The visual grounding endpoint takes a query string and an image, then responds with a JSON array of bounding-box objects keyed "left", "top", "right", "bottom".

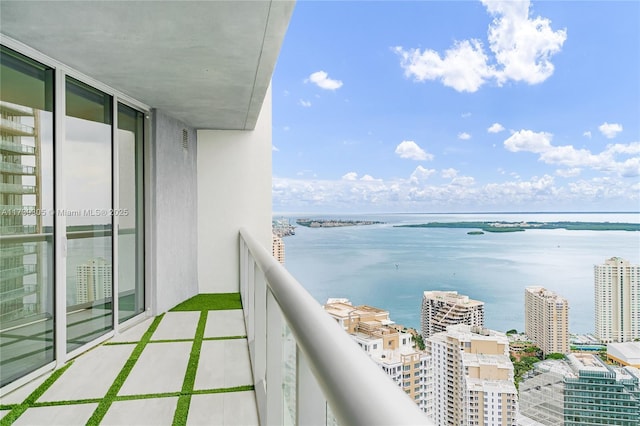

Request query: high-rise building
[
  {"left": 520, "top": 353, "right": 640, "bottom": 426},
  {"left": 427, "top": 324, "right": 518, "bottom": 426},
  {"left": 323, "top": 298, "right": 434, "bottom": 417},
  {"left": 519, "top": 358, "right": 573, "bottom": 425},
  {"left": 524, "top": 286, "right": 570, "bottom": 356},
  {"left": 76, "top": 257, "right": 113, "bottom": 304},
  {"left": 272, "top": 234, "right": 285, "bottom": 265},
  {"left": 564, "top": 353, "right": 640, "bottom": 425},
  {"left": 594, "top": 257, "right": 639, "bottom": 343},
  {"left": 0, "top": 101, "right": 44, "bottom": 323},
  {"left": 421, "top": 290, "right": 484, "bottom": 341}
]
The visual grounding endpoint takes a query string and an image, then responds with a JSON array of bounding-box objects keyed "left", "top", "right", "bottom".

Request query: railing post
[
  {"left": 297, "top": 346, "right": 327, "bottom": 425},
  {"left": 239, "top": 238, "right": 247, "bottom": 308},
  {"left": 253, "top": 262, "right": 267, "bottom": 418},
  {"left": 266, "top": 289, "right": 284, "bottom": 425},
  {"left": 246, "top": 256, "right": 256, "bottom": 357}
]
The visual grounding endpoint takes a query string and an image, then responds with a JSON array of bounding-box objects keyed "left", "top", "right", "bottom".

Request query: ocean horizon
[{"left": 278, "top": 211, "right": 640, "bottom": 335}]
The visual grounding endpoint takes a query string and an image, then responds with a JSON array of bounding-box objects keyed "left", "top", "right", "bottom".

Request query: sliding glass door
[
  {"left": 0, "top": 44, "right": 147, "bottom": 387},
  {"left": 65, "top": 77, "right": 114, "bottom": 352},
  {"left": 0, "top": 46, "right": 55, "bottom": 387},
  {"left": 117, "top": 104, "right": 144, "bottom": 323}
]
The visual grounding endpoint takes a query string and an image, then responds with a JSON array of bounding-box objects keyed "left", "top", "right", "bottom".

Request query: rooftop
[
  {"left": 323, "top": 299, "right": 391, "bottom": 322},
  {"left": 608, "top": 342, "right": 640, "bottom": 365},
  {"left": 430, "top": 324, "right": 508, "bottom": 345},
  {"left": 423, "top": 290, "right": 484, "bottom": 307}
]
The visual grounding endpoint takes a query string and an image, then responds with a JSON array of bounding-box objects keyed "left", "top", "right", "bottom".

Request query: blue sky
[{"left": 272, "top": 1, "right": 640, "bottom": 213}]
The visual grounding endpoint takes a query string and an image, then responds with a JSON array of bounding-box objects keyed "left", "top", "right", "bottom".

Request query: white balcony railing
[{"left": 240, "top": 228, "right": 432, "bottom": 425}]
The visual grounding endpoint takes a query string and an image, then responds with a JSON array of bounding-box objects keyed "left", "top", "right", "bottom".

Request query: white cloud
[
  {"left": 458, "top": 132, "right": 472, "bottom": 140},
  {"left": 598, "top": 122, "right": 623, "bottom": 139},
  {"left": 272, "top": 145, "right": 279, "bottom": 152},
  {"left": 395, "top": 0, "right": 566, "bottom": 92},
  {"left": 360, "top": 174, "right": 381, "bottom": 182},
  {"left": 272, "top": 169, "right": 637, "bottom": 211},
  {"left": 556, "top": 168, "right": 581, "bottom": 178},
  {"left": 483, "top": 0, "right": 567, "bottom": 86},
  {"left": 488, "top": 123, "right": 505, "bottom": 133},
  {"left": 462, "top": 112, "right": 472, "bottom": 118},
  {"left": 395, "top": 140, "right": 433, "bottom": 161},
  {"left": 410, "top": 165, "right": 437, "bottom": 183},
  {"left": 583, "top": 131, "right": 591, "bottom": 138},
  {"left": 283, "top": 126, "right": 290, "bottom": 131},
  {"left": 306, "top": 71, "right": 343, "bottom": 90},
  {"left": 539, "top": 146, "right": 600, "bottom": 168},
  {"left": 504, "top": 130, "right": 640, "bottom": 177},
  {"left": 441, "top": 168, "right": 458, "bottom": 179},
  {"left": 342, "top": 172, "right": 358, "bottom": 181},
  {"left": 299, "top": 99, "right": 312, "bottom": 107},
  {"left": 504, "top": 130, "right": 553, "bottom": 153},
  {"left": 451, "top": 176, "right": 476, "bottom": 186},
  {"left": 605, "top": 142, "right": 640, "bottom": 155},
  {"left": 394, "top": 40, "right": 490, "bottom": 93}
]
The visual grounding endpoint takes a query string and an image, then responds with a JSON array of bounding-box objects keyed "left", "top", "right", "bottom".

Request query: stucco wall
[
  {"left": 150, "top": 109, "right": 199, "bottom": 313},
  {"left": 197, "top": 86, "right": 273, "bottom": 293}
]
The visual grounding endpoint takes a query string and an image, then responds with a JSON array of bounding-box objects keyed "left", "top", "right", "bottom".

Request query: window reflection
[
  {"left": 65, "top": 77, "right": 113, "bottom": 352},
  {"left": 117, "top": 103, "right": 144, "bottom": 322},
  {"left": 0, "top": 46, "right": 55, "bottom": 387}
]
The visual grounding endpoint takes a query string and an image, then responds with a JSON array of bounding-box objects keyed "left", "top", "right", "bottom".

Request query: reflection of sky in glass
[
  {"left": 65, "top": 116, "right": 111, "bottom": 226},
  {"left": 284, "top": 213, "right": 640, "bottom": 334}
]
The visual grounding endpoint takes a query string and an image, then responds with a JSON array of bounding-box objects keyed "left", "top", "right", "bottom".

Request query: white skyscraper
[
  {"left": 525, "top": 286, "right": 570, "bottom": 356},
  {"left": 76, "top": 257, "right": 112, "bottom": 304},
  {"left": 594, "top": 257, "right": 639, "bottom": 343},
  {"left": 428, "top": 324, "right": 518, "bottom": 426},
  {"left": 421, "top": 290, "right": 485, "bottom": 341}
]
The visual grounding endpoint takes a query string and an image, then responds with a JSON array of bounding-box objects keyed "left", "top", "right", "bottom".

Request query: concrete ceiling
[{"left": 0, "top": 1, "right": 294, "bottom": 130}]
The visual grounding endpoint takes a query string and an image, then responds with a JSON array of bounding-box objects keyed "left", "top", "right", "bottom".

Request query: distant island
[
  {"left": 296, "top": 218, "right": 384, "bottom": 228},
  {"left": 395, "top": 221, "right": 640, "bottom": 232}
]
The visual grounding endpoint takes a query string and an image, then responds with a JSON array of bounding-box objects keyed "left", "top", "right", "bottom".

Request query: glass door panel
[
  {"left": 117, "top": 104, "right": 144, "bottom": 323},
  {"left": 65, "top": 77, "right": 113, "bottom": 352},
  {"left": 0, "top": 46, "right": 55, "bottom": 387}
]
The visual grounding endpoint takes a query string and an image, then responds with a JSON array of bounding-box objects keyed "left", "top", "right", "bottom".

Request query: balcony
[{"left": 0, "top": 230, "right": 432, "bottom": 425}]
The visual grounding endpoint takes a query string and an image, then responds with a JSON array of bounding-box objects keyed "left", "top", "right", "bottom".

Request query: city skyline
[{"left": 272, "top": 1, "right": 640, "bottom": 213}]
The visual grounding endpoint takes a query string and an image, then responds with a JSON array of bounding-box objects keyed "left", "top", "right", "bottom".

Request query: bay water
[{"left": 281, "top": 212, "right": 640, "bottom": 335}]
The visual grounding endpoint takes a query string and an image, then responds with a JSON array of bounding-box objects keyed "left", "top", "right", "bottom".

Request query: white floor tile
[
  {"left": 204, "top": 310, "right": 246, "bottom": 338},
  {"left": 101, "top": 397, "right": 178, "bottom": 425},
  {"left": 118, "top": 342, "right": 191, "bottom": 395},
  {"left": 110, "top": 317, "right": 154, "bottom": 343},
  {"left": 194, "top": 339, "right": 253, "bottom": 390},
  {"left": 12, "top": 403, "right": 98, "bottom": 426},
  {"left": 187, "top": 391, "right": 258, "bottom": 426},
  {"left": 151, "top": 312, "right": 200, "bottom": 341},
  {"left": 0, "top": 372, "right": 51, "bottom": 405},
  {"left": 38, "top": 344, "right": 134, "bottom": 402}
]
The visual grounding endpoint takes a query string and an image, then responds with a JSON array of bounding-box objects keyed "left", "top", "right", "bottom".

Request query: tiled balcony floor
[{"left": 0, "top": 294, "right": 258, "bottom": 426}]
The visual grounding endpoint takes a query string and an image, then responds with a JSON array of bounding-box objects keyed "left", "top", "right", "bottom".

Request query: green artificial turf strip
[
  {"left": 172, "top": 311, "right": 208, "bottom": 426},
  {"left": 85, "top": 313, "right": 164, "bottom": 426},
  {"left": 30, "top": 398, "right": 102, "bottom": 407},
  {"left": 170, "top": 293, "right": 242, "bottom": 312},
  {"left": 202, "top": 335, "right": 246, "bottom": 341},
  {"left": 103, "top": 341, "right": 138, "bottom": 346},
  {"left": 148, "top": 338, "right": 194, "bottom": 344},
  {"left": 0, "top": 361, "right": 73, "bottom": 426},
  {"left": 191, "top": 385, "right": 254, "bottom": 395}
]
